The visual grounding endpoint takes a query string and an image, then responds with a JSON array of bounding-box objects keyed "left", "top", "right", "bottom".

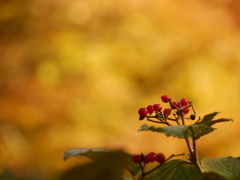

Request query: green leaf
[
  {"left": 139, "top": 159, "right": 203, "bottom": 180},
  {"left": 201, "top": 112, "right": 219, "bottom": 122},
  {"left": 138, "top": 123, "right": 215, "bottom": 140},
  {"left": 186, "top": 124, "right": 215, "bottom": 140},
  {"left": 208, "top": 118, "right": 233, "bottom": 126},
  {"left": 139, "top": 112, "right": 232, "bottom": 140},
  {"left": 201, "top": 156, "right": 240, "bottom": 180},
  {"left": 201, "top": 172, "right": 226, "bottom": 180},
  {"left": 200, "top": 112, "right": 233, "bottom": 126},
  {"left": 126, "top": 161, "right": 141, "bottom": 177},
  {"left": 188, "top": 112, "right": 233, "bottom": 140},
  {"left": 138, "top": 124, "right": 189, "bottom": 138}
]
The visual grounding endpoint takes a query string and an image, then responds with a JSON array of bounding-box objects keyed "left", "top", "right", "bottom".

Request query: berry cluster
[
  {"left": 132, "top": 152, "right": 165, "bottom": 164},
  {"left": 138, "top": 95, "right": 195, "bottom": 125}
]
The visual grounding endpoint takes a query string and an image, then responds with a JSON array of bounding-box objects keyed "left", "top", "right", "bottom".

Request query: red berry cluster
[
  {"left": 162, "top": 95, "right": 190, "bottom": 113},
  {"left": 138, "top": 95, "right": 193, "bottom": 123},
  {"left": 132, "top": 152, "right": 165, "bottom": 164}
]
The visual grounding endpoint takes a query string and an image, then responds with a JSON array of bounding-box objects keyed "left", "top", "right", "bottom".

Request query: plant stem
[
  {"left": 185, "top": 137, "right": 203, "bottom": 173},
  {"left": 191, "top": 129, "right": 203, "bottom": 173},
  {"left": 179, "top": 113, "right": 194, "bottom": 156},
  {"left": 180, "top": 112, "right": 203, "bottom": 173}
]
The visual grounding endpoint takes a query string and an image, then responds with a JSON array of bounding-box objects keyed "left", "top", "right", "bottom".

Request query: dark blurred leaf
[
  {"left": 64, "top": 148, "right": 112, "bottom": 161},
  {"left": 63, "top": 148, "right": 141, "bottom": 179},
  {"left": 201, "top": 172, "right": 226, "bottom": 180},
  {"left": 61, "top": 150, "right": 130, "bottom": 180},
  {"left": 201, "top": 156, "right": 240, "bottom": 180}
]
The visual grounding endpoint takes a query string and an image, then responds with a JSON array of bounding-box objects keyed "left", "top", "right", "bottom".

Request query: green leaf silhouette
[{"left": 201, "top": 156, "right": 240, "bottom": 180}]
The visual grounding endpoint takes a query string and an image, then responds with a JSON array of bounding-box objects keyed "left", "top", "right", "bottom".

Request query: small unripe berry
[
  {"left": 132, "top": 154, "right": 142, "bottom": 163},
  {"left": 180, "top": 98, "right": 188, "bottom": 106},
  {"left": 147, "top": 105, "right": 155, "bottom": 114},
  {"left": 190, "top": 114, "right": 196, "bottom": 120},
  {"left": 161, "top": 95, "right": 170, "bottom": 103},
  {"left": 138, "top": 107, "right": 148, "bottom": 117},
  {"left": 170, "top": 101, "right": 180, "bottom": 109},
  {"left": 155, "top": 153, "right": 165, "bottom": 163},
  {"left": 163, "top": 108, "right": 171, "bottom": 116},
  {"left": 153, "top": 103, "right": 162, "bottom": 111}
]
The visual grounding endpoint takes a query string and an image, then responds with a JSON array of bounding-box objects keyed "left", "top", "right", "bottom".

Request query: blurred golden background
[{"left": 0, "top": 0, "right": 240, "bottom": 179}]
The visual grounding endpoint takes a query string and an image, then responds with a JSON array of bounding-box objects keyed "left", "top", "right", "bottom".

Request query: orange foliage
[{"left": 0, "top": 0, "right": 240, "bottom": 179}]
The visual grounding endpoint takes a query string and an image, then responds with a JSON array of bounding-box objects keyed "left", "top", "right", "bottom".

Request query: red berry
[
  {"left": 183, "top": 108, "right": 190, "bottom": 114},
  {"left": 163, "top": 108, "right": 171, "bottom": 115},
  {"left": 170, "top": 101, "right": 180, "bottom": 109},
  {"left": 155, "top": 153, "right": 165, "bottom": 163},
  {"left": 132, "top": 154, "right": 142, "bottom": 163},
  {"left": 180, "top": 98, "right": 188, "bottom": 106},
  {"left": 138, "top": 107, "right": 148, "bottom": 117},
  {"left": 153, "top": 103, "right": 162, "bottom": 111},
  {"left": 147, "top": 105, "right": 154, "bottom": 114},
  {"left": 147, "top": 152, "right": 156, "bottom": 162},
  {"left": 143, "top": 154, "right": 151, "bottom": 164},
  {"left": 161, "top": 95, "right": 170, "bottom": 103}
]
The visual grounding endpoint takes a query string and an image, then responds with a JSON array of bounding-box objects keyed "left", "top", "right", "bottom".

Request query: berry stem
[
  {"left": 179, "top": 111, "right": 203, "bottom": 173},
  {"left": 189, "top": 102, "right": 196, "bottom": 116},
  {"left": 147, "top": 117, "right": 172, "bottom": 126},
  {"left": 179, "top": 111, "right": 199, "bottom": 172}
]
